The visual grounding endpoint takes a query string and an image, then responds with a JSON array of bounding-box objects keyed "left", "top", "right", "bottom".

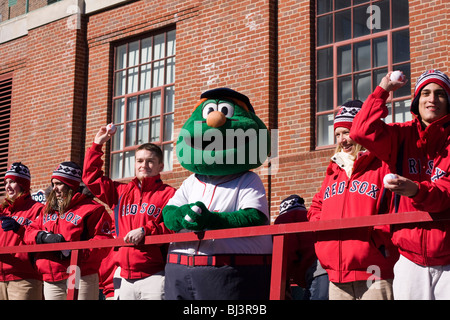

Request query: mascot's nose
[{"left": 206, "top": 111, "right": 227, "bottom": 128}]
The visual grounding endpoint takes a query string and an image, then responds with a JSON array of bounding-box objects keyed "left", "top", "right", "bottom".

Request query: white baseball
[
  {"left": 184, "top": 205, "right": 202, "bottom": 222},
  {"left": 106, "top": 123, "right": 117, "bottom": 134},
  {"left": 390, "top": 71, "right": 405, "bottom": 82},
  {"left": 383, "top": 173, "right": 397, "bottom": 185}
]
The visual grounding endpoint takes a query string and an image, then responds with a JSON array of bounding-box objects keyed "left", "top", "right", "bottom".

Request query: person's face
[
  {"left": 52, "top": 179, "right": 70, "bottom": 200},
  {"left": 335, "top": 127, "right": 355, "bottom": 154},
  {"left": 418, "top": 83, "right": 449, "bottom": 127},
  {"left": 135, "top": 149, "right": 164, "bottom": 181},
  {"left": 5, "top": 178, "right": 23, "bottom": 201}
]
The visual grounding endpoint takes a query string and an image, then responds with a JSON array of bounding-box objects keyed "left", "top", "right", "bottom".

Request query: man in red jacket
[
  {"left": 83, "top": 126, "right": 175, "bottom": 300},
  {"left": 351, "top": 69, "right": 450, "bottom": 299}
]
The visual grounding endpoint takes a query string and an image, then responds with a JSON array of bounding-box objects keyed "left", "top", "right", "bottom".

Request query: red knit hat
[
  {"left": 334, "top": 100, "right": 363, "bottom": 131},
  {"left": 5, "top": 162, "right": 31, "bottom": 192},
  {"left": 51, "top": 161, "right": 82, "bottom": 192}
]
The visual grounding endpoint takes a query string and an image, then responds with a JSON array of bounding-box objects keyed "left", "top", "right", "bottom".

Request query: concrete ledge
[{"left": 85, "top": 0, "right": 133, "bottom": 14}]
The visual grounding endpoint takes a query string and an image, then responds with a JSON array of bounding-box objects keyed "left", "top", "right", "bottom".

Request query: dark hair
[{"left": 136, "top": 143, "right": 164, "bottom": 163}]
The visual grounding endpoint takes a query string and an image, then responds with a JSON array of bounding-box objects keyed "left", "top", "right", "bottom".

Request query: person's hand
[
  {"left": 124, "top": 227, "right": 145, "bottom": 245},
  {"left": 94, "top": 125, "right": 115, "bottom": 145},
  {"left": 0, "top": 216, "right": 20, "bottom": 232},
  {"left": 36, "top": 231, "right": 65, "bottom": 244},
  {"left": 378, "top": 71, "right": 408, "bottom": 92},
  {"left": 384, "top": 174, "right": 419, "bottom": 198}
]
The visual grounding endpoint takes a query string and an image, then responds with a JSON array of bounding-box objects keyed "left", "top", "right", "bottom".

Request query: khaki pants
[
  {"left": 44, "top": 273, "right": 99, "bottom": 300},
  {"left": 329, "top": 279, "right": 394, "bottom": 300},
  {"left": 0, "top": 279, "right": 43, "bottom": 300},
  {"left": 119, "top": 271, "right": 165, "bottom": 300}
]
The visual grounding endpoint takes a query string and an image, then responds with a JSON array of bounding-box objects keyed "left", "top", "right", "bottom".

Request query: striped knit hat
[
  {"left": 334, "top": 100, "right": 363, "bottom": 130},
  {"left": 411, "top": 69, "right": 450, "bottom": 116},
  {"left": 51, "top": 161, "right": 82, "bottom": 192},
  {"left": 5, "top": 162, "right": 31, "bottom": 192},
  {"left": 279, "top": 195, "right": 306, "bottom": 215}
]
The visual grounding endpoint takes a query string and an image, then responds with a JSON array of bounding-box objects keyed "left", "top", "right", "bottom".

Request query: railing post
[
  {"left": 66, "top": 249, "right": 81, "bottom": 300},
  {"left": 270, "top": 234, "right": 288, "bottom": 300}
]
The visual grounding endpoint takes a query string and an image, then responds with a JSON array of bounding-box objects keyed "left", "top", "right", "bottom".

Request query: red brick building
[{"left": 0, "top": 0, "right": 448, "bottom": 220}]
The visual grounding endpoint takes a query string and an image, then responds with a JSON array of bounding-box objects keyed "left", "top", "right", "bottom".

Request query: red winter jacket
[
  {"left": 351, "top": 86, "right": 450, "bottom": 267},
  {"left": 308, "top": 150, "right": 398, "bottom": 283},
  {"left": 83, "top": 143, "right": 176, "bottom": 280},
  {"left": 24, "top": 193, "right": 113, "bottom": 282},
  {"left": 0, "top": 194, "right": 43, "bottom": 281}
]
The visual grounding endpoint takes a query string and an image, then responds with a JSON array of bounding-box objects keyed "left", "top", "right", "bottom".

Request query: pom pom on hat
[
  {"left": 334, "top": 100, "right": 363, "bottom": 131},
  {"left": 51, "top": 161, "right": 82, "bottom": 192},
  {"left": 5, "top": 162, "right": 31, "bottom": 192},
  {"left": 411, "top": 69, "right": 450, "bottom": 116},
  {"left": 279, "top": 195, "right": 306, "bottom": 215}
]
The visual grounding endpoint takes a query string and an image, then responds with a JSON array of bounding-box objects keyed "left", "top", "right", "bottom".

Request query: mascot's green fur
[{"left": 163, "top": 88, "right": 271, "bottom": 231}]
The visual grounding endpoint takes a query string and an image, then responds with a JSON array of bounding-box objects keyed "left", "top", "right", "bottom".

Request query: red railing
[{"left": 0, "top": 210, "right": 441, "bottom": 300}]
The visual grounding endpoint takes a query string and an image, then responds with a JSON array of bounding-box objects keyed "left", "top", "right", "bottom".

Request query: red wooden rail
[{"left": 0, "top": 210, "right": 440, "bottom": 300}]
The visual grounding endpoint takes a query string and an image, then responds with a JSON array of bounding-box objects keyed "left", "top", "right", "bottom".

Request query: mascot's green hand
[
  {"left": 162, "top": 204, "right": 190, "bottom": 232},
  {"left": 181, "top": 202, "right": 210, "bottom": 231}
]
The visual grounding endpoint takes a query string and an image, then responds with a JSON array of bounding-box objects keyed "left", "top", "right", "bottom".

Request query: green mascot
[{"left": 163, "top": 88, "right": 273, "bottom": 300}]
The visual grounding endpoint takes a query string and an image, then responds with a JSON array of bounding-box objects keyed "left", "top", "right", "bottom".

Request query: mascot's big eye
[
  {"left": 202, "top": 103, "right": 218, "bottom": 119},
  {"left": 218, "top": 102, "right": 234, "bottom": 118}
]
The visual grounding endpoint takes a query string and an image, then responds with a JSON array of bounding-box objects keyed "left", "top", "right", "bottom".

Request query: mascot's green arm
[{"left": 163, "top": 201, "right": 267, "bottom": 232}]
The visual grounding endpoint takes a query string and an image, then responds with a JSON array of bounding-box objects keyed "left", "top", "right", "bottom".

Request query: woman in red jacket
[
  {"left": 25, "top": 161, "right": 113, "bottom": 300},
  {"left": 0, "top": 162, "right": 43, "bottom": 300},
  {"left": 308, "top": 100, "right": 398, "bottom": 300}
]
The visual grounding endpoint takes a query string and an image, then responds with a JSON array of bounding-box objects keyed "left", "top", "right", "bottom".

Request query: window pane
[
  {"left": 163, "top": 143, "right": 173, "bottom": 171},
  {"left": 141, "top": 37, "right": 152, "bottom": 64},
  {"left": 394, "top": 99, "right": 412, "bottom": 123},
  {"left": 393, "top": 30, "right": 410, "bottom": 63},
  {"left": 154, "top": 33, "right": 165, "bottom": 60},
  {"left": 317, "top": 0, "right": 332, "bottom": 15},
  {"left": 167, "top": 30, "right": 176, "bottom": 56},
  {"left": 111, "top": 153, "right": 123, "bottom": 179},
  {"left": 337, "top": 44, "right": 351, "bottom": 75},
  {"left": 392, "top": 0, "right": 409, "bottom": 28},
  {"left": 335, "top": 9, "right": 351, "bottom": 42},
  {"left": 127, "top": 96, "right": 137, "bottom": 121},
  {"left": 114, "top": 71, "right": 126, "bottom": 96},
  {"left": 372, "top": 0, "right": 390, "bottom": 33},
  {"left": 353, "top": 5, "right": 370, "bottom": 38},
  {"left": 151, "top": 91, "right": 161, "bottom": 116},
  {"left": 373, "top": 36, "right": 387, "bottom": 67},
  {"left": 353, "top": 0, "right": 369, "bottom": 4},
  {"left": 116, "top": 44, "right": 127, "bottom": 70},
  {"left": 140, "top": 64, "right": 152, "bottom": 91},
  {"left": 338, "top": 75, "right": 352, "bottom": 105},
  {"left": 353, "top": 40, "right": 370, "bottom": 71},
  {"left": 113, "top": 98, "right": 125, "bottom": 124},
  {"left": 137, "top": 119, "right": 149, "bottom": 145},
  {"left": 165, "top": 86, "right": 175, "bottom": 113},
  {"left": 164, "top": 114, "right": 174, "bottom": 141},
  {"left": 317, "top": 47, "right": 333, "bottom": 79},
  {"left": 153, "top": 60, "right": 165, "bottom": 87},
  {"left": 151, "top": 117, "right": 160, "bottom": 142},
  {"left": 335, "top": 0, "right": 351, "bottom": 10},
  {"left": 354, "top": 71, "right": 371, "bottom": 101},
  {"left": 373, "top": 67, "right": 388, "bottom": 91},
  {"left": 127, "top": 67, "right": 139, "bottom": 93},
  {"left": 166, "top": 57, "right": 175, "bottom": 84},
  {"left": 126, "top": 122, "right": 136, "bottom": 147},
  {"left": 111, "top": 124, "right": 123, "bottom": 151},
  {"left": 317, "top": 80, "right": 333, "bottom": 112},
  {"left": 138, "top": 93, "right": 150, "bottom": 119},
  {"left": 317, "top": 113, "right": 335, "bottom": 146},
  {"left": 124, "top": 151, "right": 134, "bottom": 178},
  {"left": 317, "top": 14, "right": 333, "bottom": 46},
  {"left": 393, "top": 63, "right": 411, "bottom": 98},
  {"left": 128, "top": 41, "right": 139, "bottom": 67}
]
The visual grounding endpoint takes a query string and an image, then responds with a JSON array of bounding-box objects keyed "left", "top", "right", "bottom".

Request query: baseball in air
[
  {"left": 106, "top": 123, "right": 117, "bottom": 134},
  {"left": 390, "top": 71, "right": 405, "bottom": 82},
  {"left": 184, "top": 205, "right": 202, "bottom": 222},
  {"left": 383, "top": 173, "right": 397, "bottom": 185}
]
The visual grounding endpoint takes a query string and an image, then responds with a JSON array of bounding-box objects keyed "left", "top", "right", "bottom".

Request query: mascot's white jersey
[{"left": 167, "top": 171, "right": 273, "bottom": 255}]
